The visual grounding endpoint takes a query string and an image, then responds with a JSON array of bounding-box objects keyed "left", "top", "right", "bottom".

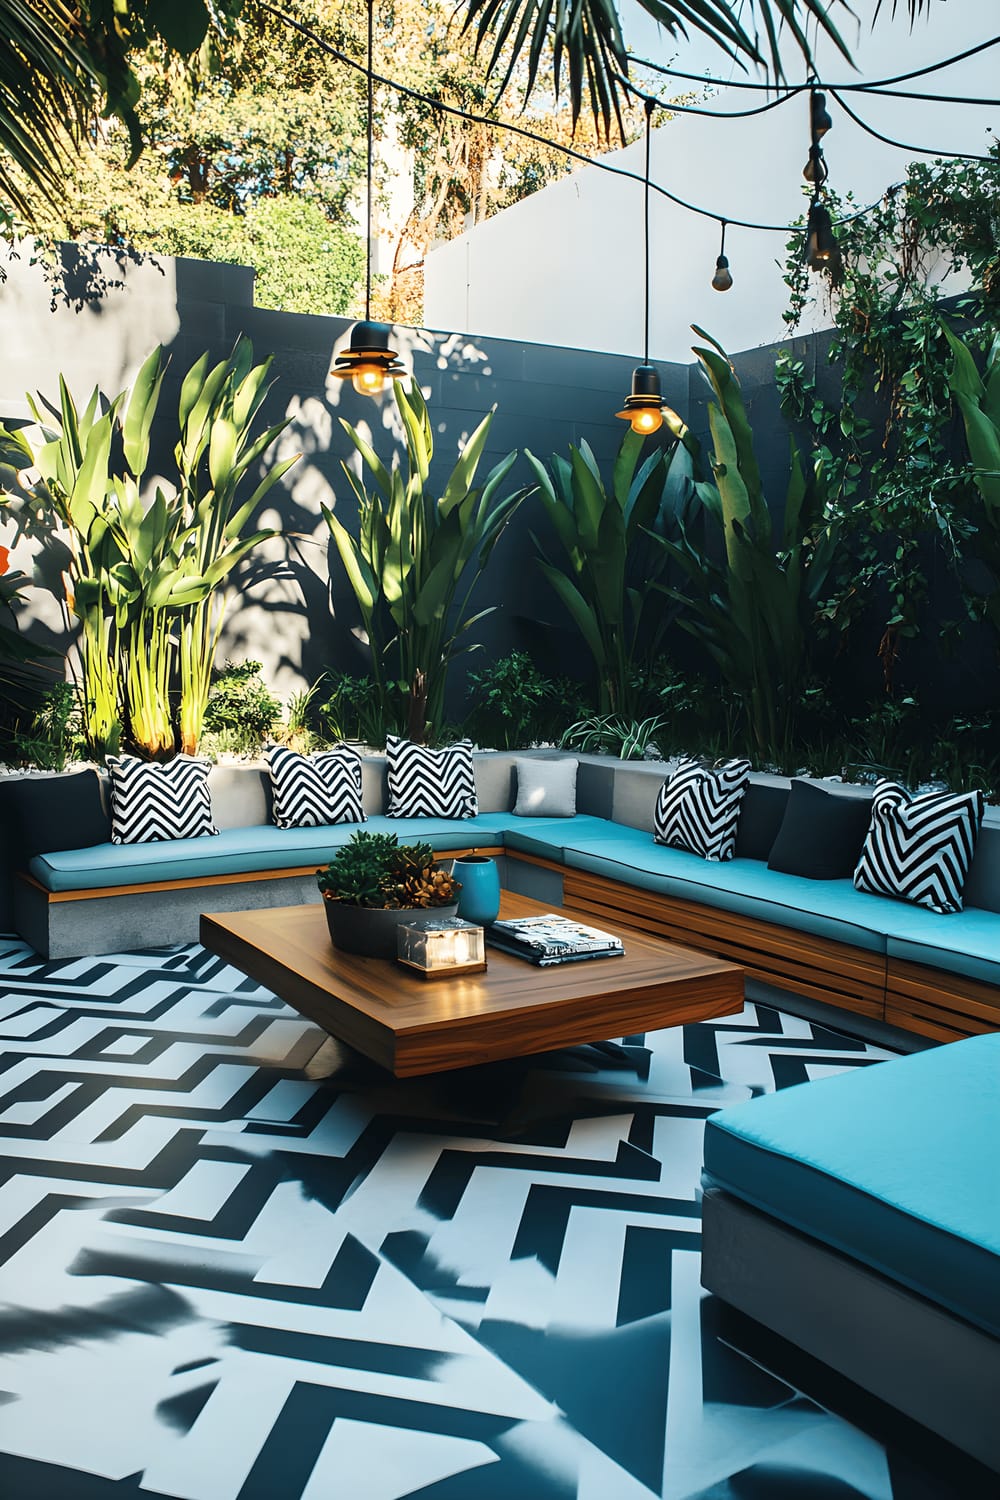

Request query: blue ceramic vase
[{"left": 453, "top": 855, "right": 501, "bottom": 925}]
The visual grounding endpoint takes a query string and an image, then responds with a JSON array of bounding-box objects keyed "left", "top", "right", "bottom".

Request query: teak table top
[{"left": 200, "top": 893, "right": 744, "bottom": 1077}]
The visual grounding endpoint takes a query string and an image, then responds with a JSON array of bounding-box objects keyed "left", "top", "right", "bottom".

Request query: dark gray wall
[
  {"left": 0, "top": 245, "right": 687, "bottom": 704},
  {"left": 3, "top": 244, "right": 986, "bottom": 723}
]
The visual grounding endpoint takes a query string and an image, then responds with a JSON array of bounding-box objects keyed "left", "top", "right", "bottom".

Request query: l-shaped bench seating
[{"left": 7, "top": 751, "right": 1000, "bottom": 1042}]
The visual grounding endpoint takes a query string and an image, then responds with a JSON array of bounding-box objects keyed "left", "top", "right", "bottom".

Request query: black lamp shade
[
  {"left": 712, "top": 254, "right": 733, "bottom": 292},
  {"left": 616, "top": 364, "right": 668, "bottom": 434},
  {"left": 332, "top": 320, "right": 406, "bottom": 394},
  {"left": 805, "top": 203, "right": 839, "bottom": 271}
]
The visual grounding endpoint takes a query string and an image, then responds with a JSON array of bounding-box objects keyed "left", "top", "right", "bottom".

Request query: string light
[
  {"left": 711, "top": 220, "right": 733, "bottom": 291},
  {"left": 262, "top": 1, "right": 994, "bottom": 282}
]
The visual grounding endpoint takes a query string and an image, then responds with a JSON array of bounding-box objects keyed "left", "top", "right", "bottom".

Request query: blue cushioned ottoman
[{"left": 701, "top": 1034, "right": 1000, "bottom": 1468}]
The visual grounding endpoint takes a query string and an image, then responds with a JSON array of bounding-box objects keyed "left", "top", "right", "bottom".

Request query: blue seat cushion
[
  {"left": 555, "top": 825, "right": 889, "bottom": 953},
  {"left": 28, "top": 814, "right": 514, "bottom": 892},
  {"left": 501, "top": 814, "right": 627, "bottom": 860},
  {"left": 703, "top": 1033, "right": 1000, "bottom": 1338}
]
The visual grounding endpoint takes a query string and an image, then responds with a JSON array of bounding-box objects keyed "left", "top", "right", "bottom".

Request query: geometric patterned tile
[{"left": 0, "top": 936, "right": 988, "bottom": 1498}]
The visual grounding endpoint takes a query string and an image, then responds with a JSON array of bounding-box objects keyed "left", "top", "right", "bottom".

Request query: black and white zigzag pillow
[
  {"left": 653, "top": 757, "right": 752, "bottom": 862},
  {"left": 107, "top": 755, "right": 218, "bottom": 844},
  {"left": 385, "top": 736, "right": 478, "bottom": 819},
  {"left": 266, "top": 744, "right": 365, "bottom": 829},
  {"left": 854, "top": 780, "right": 983, "bottom": 914}
]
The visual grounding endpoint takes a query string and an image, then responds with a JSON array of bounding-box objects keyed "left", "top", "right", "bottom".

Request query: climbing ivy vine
[{"left": 777, "top": 147, "right": 1000, "bottom": 688}]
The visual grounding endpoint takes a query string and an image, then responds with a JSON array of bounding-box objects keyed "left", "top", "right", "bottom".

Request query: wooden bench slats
[
  {"left": 563, "top": 869, "right": 886, "bottom": 1020},
  {"left": 24, "top": 837, "right": 1000, "bottom": 1043},
  {"left": 886, "top": 956, "right": 1000, "bottom": 1039}
]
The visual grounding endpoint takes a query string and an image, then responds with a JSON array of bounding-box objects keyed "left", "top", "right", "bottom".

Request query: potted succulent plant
[{"left": 316, "top": 830, "right": 461, "bottom": 957}]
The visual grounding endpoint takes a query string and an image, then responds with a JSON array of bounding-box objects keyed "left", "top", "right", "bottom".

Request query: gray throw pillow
[{"left": 513, "top": 757, "right": 578, "bottom": 817}]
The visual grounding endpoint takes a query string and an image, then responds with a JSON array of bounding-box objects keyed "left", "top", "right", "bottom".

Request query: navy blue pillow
[
  {"left": 768, "top": 778, "right": 872, "bottom": 880},
  {"left": 1, "top": 768, "right": 111, "bottom": 864},
  {"left": 734, "top": 781, "right": 790, "bottom": 861}
]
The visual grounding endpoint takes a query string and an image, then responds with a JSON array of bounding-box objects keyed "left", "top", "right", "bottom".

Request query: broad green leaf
[
  {"left": 322, "top": 504, "right": 378, "bottom": 615},
  {"left": 537, "top": 559, "right": 606, "bottom": 668},
  {"left": 123, "top": 345, "right": 165, "bottom": 477},
  {"left": 209, "top": 417, "right": 238, "bottom": 489},
  {"left": 225, "top": 454, "right": 299, "bottom": 539},
  {"left": 441, "top": 408, "right": 495, "bottom": 517},
  {"left": 340, "top": 420, "right": 393, "bottom": 503},
  {"left": 612, "top": 429, "right": 643, "bottom": 508},
  {"left": 178, "top": 351, "right": 210, "bottom": 429}
]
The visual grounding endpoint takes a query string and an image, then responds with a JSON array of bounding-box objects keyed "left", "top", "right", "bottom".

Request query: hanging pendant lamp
[
  {"left": 332, "top": 0, "right": 405, "bottom": 395},
  {"left": 617, "top": 100, "right": 669, "bottom": 436},
  {"left": 805, "top": 198, "right": 841, "bottom": 272}
]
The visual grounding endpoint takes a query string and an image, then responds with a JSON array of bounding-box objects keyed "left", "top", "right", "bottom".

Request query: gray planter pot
[{"left": 323, "top": 899, "right": 459, "bottom": 959}]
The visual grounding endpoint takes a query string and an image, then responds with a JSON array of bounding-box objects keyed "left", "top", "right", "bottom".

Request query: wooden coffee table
[{"left": 200, "top": 892, "right": 744, "bottom": 1077}]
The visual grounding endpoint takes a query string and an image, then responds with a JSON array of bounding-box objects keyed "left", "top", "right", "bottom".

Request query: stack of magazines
[{"left": 486, "top": 914, "right": 625, "bottom": 966}]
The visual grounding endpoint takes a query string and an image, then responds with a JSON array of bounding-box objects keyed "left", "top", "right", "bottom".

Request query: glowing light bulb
[
  {"left": 630, "top": 407, "right": 663, "bottom": 435},
  {"left": 351, "top": 364, "right": 386, "bottom": 395}
]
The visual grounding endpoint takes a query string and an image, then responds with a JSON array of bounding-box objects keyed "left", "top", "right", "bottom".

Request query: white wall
[{"left": 425, "top": 8, "right": 997, "bottom": 361}]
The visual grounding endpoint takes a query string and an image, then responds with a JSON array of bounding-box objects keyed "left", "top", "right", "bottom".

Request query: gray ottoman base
[{"left": 701, "top": 1185, "right": 1000, "bottom": 1472}]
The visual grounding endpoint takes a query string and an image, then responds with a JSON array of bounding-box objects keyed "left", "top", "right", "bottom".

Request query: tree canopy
[{"left": 3, "top": 0, "right": 934, "bottom": 230}]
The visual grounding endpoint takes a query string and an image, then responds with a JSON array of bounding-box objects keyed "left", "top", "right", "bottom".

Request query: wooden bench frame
[{"left": 558, "top": 865, "right": 1000, "bottom": 1042}]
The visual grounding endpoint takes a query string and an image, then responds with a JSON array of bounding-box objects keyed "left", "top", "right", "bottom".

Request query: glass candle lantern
[{"left": 397, "top": 916, "right": 487, "bottom": 979}]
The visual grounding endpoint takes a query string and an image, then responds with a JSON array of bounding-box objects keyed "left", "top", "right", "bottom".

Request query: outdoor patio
[
  {"left": 1, "top": 931, "right": 990, "bottom": 1500},
  {"left": 2, "top": 1, "right": 1000, "bottom": 1496}
]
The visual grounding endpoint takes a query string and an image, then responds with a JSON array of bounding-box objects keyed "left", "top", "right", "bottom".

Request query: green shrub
[
  {"left": 201, "top": 660, "right": 281, "bottom": 756},
  {"left": 11, "top": 680, "right": 82, "bottom": 770},
  {"left": 463, "top": 651, "right": 593, "bottom": 748},
  {"left": 318, "top": 673, "right": 387, "bottom": 747}
]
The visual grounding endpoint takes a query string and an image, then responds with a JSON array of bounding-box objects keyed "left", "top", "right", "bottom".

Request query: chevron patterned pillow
[
  {"left": 653, "top": 757, "right": 752, "bottom": 861},
  {"left": 386, "top": 736, "right": 478, "bottom": 819},
  {"left": 854, "top": 780, "right": 983, "bottom": 914},
  {"left": 107, "top": 755, "right": 218, "bottom": 844},
  {"left": 266, "top": 744, "right": 365, "bottom": 829}
]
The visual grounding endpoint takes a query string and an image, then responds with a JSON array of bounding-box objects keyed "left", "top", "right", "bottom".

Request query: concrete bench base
[
  {"left": 13, "top": 869, "right": 330, "bottom": 960},
  {"left": 14, "top": 849, "right": 540, "bottom": 960}
]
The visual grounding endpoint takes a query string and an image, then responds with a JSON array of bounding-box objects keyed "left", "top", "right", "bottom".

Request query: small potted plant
[{"left": 317, "top": 830, "right": 461, "bottom": 957}]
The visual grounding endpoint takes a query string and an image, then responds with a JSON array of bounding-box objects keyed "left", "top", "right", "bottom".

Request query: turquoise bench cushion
[
  {"left": 555, "top": 826, "right": 889, "bottom": 953},
  {"left": 703, "top": 1033, "right": 1000, "bottom": 1338},
  {"left": 502, "top": 814, "right": 627, "bottom": 860},
  {"left": 884, "top": 910, "right": 1000, "bottom": 989},
  {"left": 27, "top": 813, "right": 514, "bottom": 892}
]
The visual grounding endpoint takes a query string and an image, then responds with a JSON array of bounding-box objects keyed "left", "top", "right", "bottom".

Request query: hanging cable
[
  {"left": 828, "top": 87, "right": 1000, "bottom": 163},
  {"left": 616, "top": 99, "right": 668, "bottom": 435},
  {"left": 628, "top": 34, "right": 1000, "bottom": 96},
  {"left": 258, "top": 2, "right": 920, "bottom": 238},
  {"left": 364, "top": 0, "right": 373, "bottom": 321},
  {"left": 328, "top": 0, "right": 405, "bottom": 393},
  {"left": 643, "top": 97, "right": 651, "bottom": 365}
]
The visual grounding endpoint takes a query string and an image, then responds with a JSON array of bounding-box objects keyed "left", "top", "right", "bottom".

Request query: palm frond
[
  {"left": 462, "top": 0, "right": 936, "bottom": 138},
  {"left": 0, "top": 0, "right": 99, "bottom": 215}
]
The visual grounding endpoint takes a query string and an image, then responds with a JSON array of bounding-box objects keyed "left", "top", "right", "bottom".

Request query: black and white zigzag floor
[{"left": 0, "top": 933, "right": 989, "bottom": 1499}]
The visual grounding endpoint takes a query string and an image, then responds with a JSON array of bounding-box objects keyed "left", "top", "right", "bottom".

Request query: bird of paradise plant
[{"left": 0, "top": 339, "right": 293, "bottom": 758}]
